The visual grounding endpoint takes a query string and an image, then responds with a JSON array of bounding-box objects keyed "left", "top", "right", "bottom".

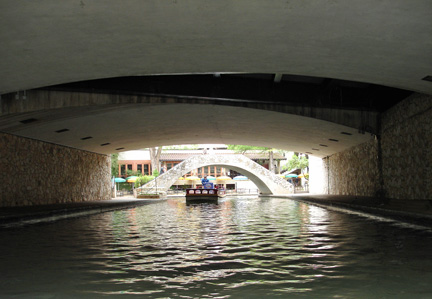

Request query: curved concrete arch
[
  {"left": 1, "top": 1, "right": 431, "bottom": 95},
  {"left": 142, "top": 154, "right": 293, "bottom": 195},
  {"left": 0, "top": 90, "right": 374, "bottom": 158}
]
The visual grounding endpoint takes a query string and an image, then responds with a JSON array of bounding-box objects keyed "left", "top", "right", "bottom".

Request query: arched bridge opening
[{"left": 141, "top": 155, "right": 293, "bottom": 195}]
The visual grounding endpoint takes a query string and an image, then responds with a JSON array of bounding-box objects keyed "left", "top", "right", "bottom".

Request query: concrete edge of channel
[
  {"left": 0, "top": 198, "right": 166, "bottom": 227},
  {"left": 265, "top": 194, "right": 432, "bottom": 228}
]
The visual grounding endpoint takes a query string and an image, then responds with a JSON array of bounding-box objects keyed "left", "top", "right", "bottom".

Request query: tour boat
[{"left": 185, "top": 188, "right": 226, "bottom": 203}]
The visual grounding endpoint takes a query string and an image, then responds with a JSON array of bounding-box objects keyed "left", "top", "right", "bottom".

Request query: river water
[{"left": 1, "top": 196, "right": 432, "bottom": 298}]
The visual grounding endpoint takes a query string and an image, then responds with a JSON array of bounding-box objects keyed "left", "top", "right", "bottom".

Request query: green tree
[
  {"left": 126, "top": 169, "right": 141, "bottom": 177},
  {"left": 283, "top": 154, "right": 309, "bottom": 173},
  {"left": 163, "top": 144, "right": 199, "bottom": 150},
  {"left": 111, "top": 153, "right": 119, "bottom": 177},
  {"left": 227, "top": 145, "right": 276, "bottom": 173},
  {"left": 135, "top": 175, "right": 156, "bottom": 188}
]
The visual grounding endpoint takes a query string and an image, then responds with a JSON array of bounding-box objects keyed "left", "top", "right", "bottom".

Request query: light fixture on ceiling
[
  {"left": 20, "top": 118, "right": 37, "bottom": 124},
  {"left": 421, "top": 75, "right": 432, "bottom": 82},
  {"left": 55, "top": 129, "right": 69, "bottom": 133}
]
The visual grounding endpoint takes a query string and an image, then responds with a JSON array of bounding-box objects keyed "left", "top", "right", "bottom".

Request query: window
[
  {"left": 167, "top": 163, "right": 173, "bottom": 170},
  {"left": 210, "top": 166, "right": 215, "bottom": 175},
  {"left": 216, "top": 167, "right": 222, "bottom": 175},
  {"left": 127, "top": 165, "right": 133, "bottom": 171},
  {"left": 120, "top": 165, "right": 126, "bottom": 175},
  {"left": 144, "top": 164, "right": 150, "bottom": 175},
  {"left": 197, "top": 168, "right": 202, "bottom": 174},
  {"left": 137, "top": 164, "right": 142, "bottom": 174}
]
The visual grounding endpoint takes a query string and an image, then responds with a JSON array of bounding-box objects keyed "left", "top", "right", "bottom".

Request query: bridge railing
[{"left": 293, "top": 184, "right": 309, "bottom": 194}]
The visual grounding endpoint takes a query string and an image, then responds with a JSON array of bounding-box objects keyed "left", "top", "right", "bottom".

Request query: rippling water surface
[{"left": 1, "top": 196, "right": 432, "bottom": 298}]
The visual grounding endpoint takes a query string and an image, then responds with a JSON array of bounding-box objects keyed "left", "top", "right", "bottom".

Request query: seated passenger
[{"left": 201, "top": 176, "right": 209, "bottom": 185}]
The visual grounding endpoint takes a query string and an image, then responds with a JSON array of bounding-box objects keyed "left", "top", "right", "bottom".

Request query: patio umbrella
[
  {"left": 233, "top": 175, "right": 248, "bottom": 180},
  {"left": 206, "top": 176, "right": 216, "bottom": 181},
  {"left": 174, "top": 179, "right": 185, "bottom": 185},
  {"left": 216, "top": 176, "right": 232, "bottom": 181},
  {"left": 114, "top": 177, "right": 127, "bottom": 193},
  {"left": 298, "top": 174, "right": 305, "bottom": 178},
  {"left": 285, "top": 174, "right": 298, "bottom": 178},
  {"left": 186, "top": 176, "right": 201, "bottom": 188},
  {"left": 126, "top": 176, "right": 138, "bottom": 182},
  {"left": 276, "top": 174, "right": 285, "bottom": 179}
]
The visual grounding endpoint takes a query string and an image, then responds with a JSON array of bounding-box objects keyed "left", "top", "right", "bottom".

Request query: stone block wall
[
  {"left": 0, "top": 133, "right": 112, "bottom": 207},
  {"left": 380, "top": 93, "right": 431, "bottom": 200},
  {"left": 325, "top": 138, "right": 380, "bottom": 197},
  {"left": 324, "top": 93, "right": 431, "bottom": 200}
]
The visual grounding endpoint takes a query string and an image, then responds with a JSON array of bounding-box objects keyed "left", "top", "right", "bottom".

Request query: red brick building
[{"left": 118, "top": 149, "right": 286, "bottom": 178}]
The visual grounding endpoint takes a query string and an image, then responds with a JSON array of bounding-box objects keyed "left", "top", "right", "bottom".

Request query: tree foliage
[
  {"left": 111, "top": 153, "right": 119, "bottom": 177},
  {"left": 135, "top": 175, "right": 156, "bottom": 188},
  {"left": 227, "top": 144, "right": 270, "bottom": 153},
  {"left": 163, "top": 144, "right": 199, "bottom": 150},
  {"left": 283, "top": 154, "right": 309, "bottom": 172},
  {"left": 227, "top": 145, "right": 276, "bottom": 173}
]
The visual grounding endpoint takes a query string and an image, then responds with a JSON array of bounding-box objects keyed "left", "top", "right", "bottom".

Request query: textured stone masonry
[
  {"left": 325, "top": 93, "right": 431, "bottom": 200},
  {"left": 380, "top": 93, "right": 431, "bottom": 200},
  {"left": 0, "top": 132, "right": 111, "bottom": 207}
]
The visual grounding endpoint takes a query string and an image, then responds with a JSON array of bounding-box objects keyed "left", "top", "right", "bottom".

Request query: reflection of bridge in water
[{"left": 141, "top": 155, "right": 293, "bottom": 196}]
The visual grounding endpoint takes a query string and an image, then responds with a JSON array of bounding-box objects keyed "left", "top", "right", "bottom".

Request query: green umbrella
[{"left": 115, "top": 178, "right": 126, "bottom": 183}]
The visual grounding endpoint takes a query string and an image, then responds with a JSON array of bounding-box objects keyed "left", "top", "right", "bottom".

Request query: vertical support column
[{"left": 309, "top": 156, "right": 327, "bottom": 194}]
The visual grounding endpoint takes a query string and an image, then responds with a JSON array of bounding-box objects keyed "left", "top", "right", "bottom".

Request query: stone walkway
[
  {"left": 0, "top": 198, "right": 164, "bottom": 227},
  {"left": 280, "top": 194, "right": 432, "bottom": 227}
]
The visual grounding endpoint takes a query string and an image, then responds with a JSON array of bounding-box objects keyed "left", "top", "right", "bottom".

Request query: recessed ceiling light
[
  {"left": 319, "top": 144, "right": 328, "bottom": 147},
  {"left": 329, "top": 139, "right": 339, "bottom": 142},
  {"left": 312, "top": 148, "right": 320, "bottom": 151},
  {"left": 421, "top": 75, "right": 432, "bottom": 82},
  {"left": 101, "top": 143, "right": 110, "bottom": 146},
  {"left": 81, "top": 136, "right": 93, "bottom": 140},
  {"left": 55, "top": 129, "right": 69, "bottom": 133},
  {"left": 305, "top": 152, "right": 313, "bottom": 154},
  {"left": 116, "top": 147, "right": 125, "bottom": 150},
  {"left": 341, "top": 132, "right": 352, "bottom": 135},
  {"left": 20, "top": 118, "right": 37, "bottom": 124}
]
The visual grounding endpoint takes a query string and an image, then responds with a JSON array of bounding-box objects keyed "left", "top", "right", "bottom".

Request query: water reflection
[{"left": 0, "top": 196, "right": 432, "bottom": 298}]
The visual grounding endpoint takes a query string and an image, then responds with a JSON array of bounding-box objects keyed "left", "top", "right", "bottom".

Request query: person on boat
[{"left": 201, "top": 176, "right": 209, "bottom": 185}]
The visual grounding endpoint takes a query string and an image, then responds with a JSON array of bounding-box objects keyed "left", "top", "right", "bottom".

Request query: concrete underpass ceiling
[
  {"left": 0, "top": 104, "right": 372, "bottom": 158},
  {"left": 0, "top": 1, "right": 431, "bottom": 95}
]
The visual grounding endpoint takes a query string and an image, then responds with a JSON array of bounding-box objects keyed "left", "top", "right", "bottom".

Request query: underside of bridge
[{"left": 0, "top": 1, "right": 431, "bottom": 206}]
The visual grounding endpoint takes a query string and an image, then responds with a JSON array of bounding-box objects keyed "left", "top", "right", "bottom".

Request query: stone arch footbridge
[{"left": 141, "top": 154, "right": 293, "bottom": 195}]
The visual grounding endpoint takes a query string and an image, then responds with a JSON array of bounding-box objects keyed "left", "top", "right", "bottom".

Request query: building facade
[{"left": 118, "top": 149, "right": 286, "bottom": 178}]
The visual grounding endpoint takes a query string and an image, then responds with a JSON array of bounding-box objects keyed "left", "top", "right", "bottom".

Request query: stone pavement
[{"left": 0, "top": 197, "right": 164, "bottom": 227}]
